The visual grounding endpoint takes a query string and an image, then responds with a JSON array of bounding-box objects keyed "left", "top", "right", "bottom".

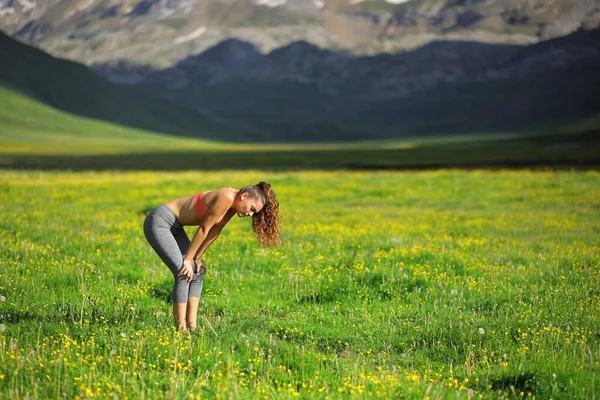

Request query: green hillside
[
  {"left": 2, "top": 82, "right": 599, "bottom": 170},
  {"left": 0, "top": 84, "right": 232, "bottom": 154},
  {"left": 0, "top": 31, "right": 245, "bottom": 141},
  {"left": 0, "top": 82, "right": 445, "bottom": 154}
]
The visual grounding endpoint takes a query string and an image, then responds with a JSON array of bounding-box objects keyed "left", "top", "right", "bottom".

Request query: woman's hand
[
  {"left": 178, "top": 259, "right": 195, "bottom": 283},
  {"left": 195, "top": 258, "right": 207, "bottom": 274}
]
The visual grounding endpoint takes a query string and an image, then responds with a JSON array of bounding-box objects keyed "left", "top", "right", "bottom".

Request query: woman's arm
[
  {"left": 178, "top": 189, "right": 234, "bottom": 282},
  {"left": 193, "top": 225, "right": 224, "bottom": 272}
]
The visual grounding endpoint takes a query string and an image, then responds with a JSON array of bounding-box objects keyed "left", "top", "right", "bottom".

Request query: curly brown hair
[{"left": 239, "top": 182, "right": 281, "bottom": 247}]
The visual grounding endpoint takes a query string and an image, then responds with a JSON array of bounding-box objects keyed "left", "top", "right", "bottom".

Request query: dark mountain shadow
[{"left": 93, "top": 29, "right": 600, "bottom": 142}]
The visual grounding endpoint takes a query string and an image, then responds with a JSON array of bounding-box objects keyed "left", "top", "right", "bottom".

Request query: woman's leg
[
  {"left": 144, "top": 205, "right": 190, "bottom": 330},
  {"left": 172, "top": 232, "right": 205, "bottom": 331},
  {"left": 186, "top": 297, "right": 200, "bottom": 331},
  {"left": 172, "top": 303, "right": 188, "bottom": 330},
  {"left": 184, "top": 267, "right": 205, "bottom": 331}
]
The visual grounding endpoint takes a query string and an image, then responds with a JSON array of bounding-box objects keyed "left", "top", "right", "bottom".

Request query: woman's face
[{"left": 236, "top": 192, "right": 264, "bottom": 218}]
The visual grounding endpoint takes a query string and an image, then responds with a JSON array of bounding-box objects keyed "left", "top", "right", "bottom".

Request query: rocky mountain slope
[
  {"left": 1, "top": 0, "right": 599, "bottom": 68},
  {"left": 94, "top": 28, "right": 600, "bottom": 141}
]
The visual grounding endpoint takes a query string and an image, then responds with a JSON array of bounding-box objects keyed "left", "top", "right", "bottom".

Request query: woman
[{"left": 144, "top": 182, "right": 280, "bottom": 331}]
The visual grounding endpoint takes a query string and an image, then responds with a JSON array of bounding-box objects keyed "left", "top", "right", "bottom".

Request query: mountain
[
  {"left": 0, "top": 0, "right": 599, "bottom": 69},
  {"left": 0, "top": 30, "right": 244, "bottom": 141},
  {"left": 95, "top": 28, "right": 600, "bottom": 141},
  {"left": 2, "top": 2, "right": 599, "bottom": 143}
]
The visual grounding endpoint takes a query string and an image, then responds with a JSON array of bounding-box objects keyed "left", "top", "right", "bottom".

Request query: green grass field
[{"left": 1, "top": 170, "right": 598, "bottom": 399}]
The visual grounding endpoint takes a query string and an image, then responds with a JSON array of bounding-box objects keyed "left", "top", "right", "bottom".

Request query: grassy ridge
[
  {"left": 1, "top": 81, "right": 599, "bottom": 170},
  {"left": 0, "top": 31, "right": 240, "bottom": 141},
  {"left": 0, "top": 170, "right": 599, "bottom": 398},
  {"left": 0, "top": 83, "right": 532, "bottom": 156},
  {"left": 0, "top": 85, "right": 232, "bottom": 154}
]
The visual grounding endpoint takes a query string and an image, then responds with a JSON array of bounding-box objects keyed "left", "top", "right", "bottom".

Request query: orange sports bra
[{"left": 194, "top": 191, "right": 229, "bottom": 225}]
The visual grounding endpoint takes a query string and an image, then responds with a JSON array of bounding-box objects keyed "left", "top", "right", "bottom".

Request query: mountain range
[
  {"left": 1, "top": 0, "right": 599, "bottom": 142},
  {"left": 97, "top": 28, "right": 600, "bottom": 141},
  {"left": 1, "top": 0, "right": 599, "bottom": 69}
]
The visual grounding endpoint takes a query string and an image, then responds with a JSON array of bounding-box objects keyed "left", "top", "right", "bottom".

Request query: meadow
[{"left": 0, "top": 169, "right": 599, "bottom": 399}]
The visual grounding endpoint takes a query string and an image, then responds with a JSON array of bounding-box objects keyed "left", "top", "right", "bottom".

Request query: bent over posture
[{"left": 144, "top": 182, "right": 280, "bottom": 331}]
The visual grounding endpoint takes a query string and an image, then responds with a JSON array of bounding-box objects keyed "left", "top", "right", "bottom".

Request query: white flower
[
  {"left": 478, "top": 328, "right": 485, "bottom": 335},
  {"left": 0, "top": 323, "right": 6, "bottom": 332},
  {"left": 156, "top": 311, "right": 165, "bottom": 318},
  {"left": 120, "top": 332, "right": 127, "bottom": 338},
  {"left": 0, "top": 295, "right": 6, "bottom": 302}
]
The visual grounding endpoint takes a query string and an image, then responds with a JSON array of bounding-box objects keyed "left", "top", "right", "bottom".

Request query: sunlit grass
[{"left": 1, "top": 169, "right": 599, "bottom": 399}]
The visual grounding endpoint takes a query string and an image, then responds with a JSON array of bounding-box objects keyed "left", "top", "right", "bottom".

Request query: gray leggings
[{"left": 143, "top": 204, "right": 205, "bottom": 303}]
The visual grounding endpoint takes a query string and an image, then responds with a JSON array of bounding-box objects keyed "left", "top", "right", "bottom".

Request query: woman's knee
[{"left": 173, "top": 277, "right": 190, "bottom": 304}]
